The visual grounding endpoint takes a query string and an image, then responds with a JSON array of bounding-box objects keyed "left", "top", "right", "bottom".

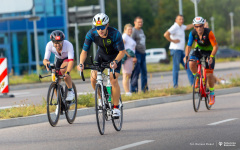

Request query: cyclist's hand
[
  {"left": 77, "top": 64, "right": 84, "bottom": 72},
  {"left": 207, "top": 57, "right": 213, "bottom": 65},
  {"left": 110, "top": 61, "right": 117, "bottom": 69},
  {"left": 172, "top": 39, "right": 180, "bottom": 43},
  {"left": 46, "top": 63, "right": 50, "bottom": 71},
  {"left": 64, "top": 73, "right": 70, "bottom": 79}
]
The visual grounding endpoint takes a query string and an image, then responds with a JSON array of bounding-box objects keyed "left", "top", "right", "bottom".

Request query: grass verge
[
  {"left": 9, "top": 58, "right": 240, "bottom": 85},
  {"left": 1, "top": 77, "right": 240, "bottom": 119}
]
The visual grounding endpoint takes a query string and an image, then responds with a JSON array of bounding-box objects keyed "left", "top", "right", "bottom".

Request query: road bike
[
  {"left": 39, "top": 63, "right": 78, "bottom": 126},
  {"left": 80, "top": 57, "right": 123, "bottom": 135},
  {"left": 186, "top": 48, "right": 212, "bottom": 112}
]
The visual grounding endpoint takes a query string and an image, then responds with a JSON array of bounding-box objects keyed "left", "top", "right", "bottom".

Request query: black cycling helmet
[{"left": 50, "top": 30, "right": 65, "bottom": 42}]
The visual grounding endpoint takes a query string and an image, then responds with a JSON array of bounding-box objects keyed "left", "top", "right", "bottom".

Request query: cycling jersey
[
  {"left": 44, "top": 40, "right": 74, "bottom": 60},
  {"left": 187, "top": 28, "right": 217, "bottom": 51},
  {"left": 83, "top": 26, "right": 125, "bottom": 60}
]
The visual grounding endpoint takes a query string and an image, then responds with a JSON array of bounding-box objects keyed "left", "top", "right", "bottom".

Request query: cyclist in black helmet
[{"left": 43, "top": 30, "right": 75, "bottom": 101}]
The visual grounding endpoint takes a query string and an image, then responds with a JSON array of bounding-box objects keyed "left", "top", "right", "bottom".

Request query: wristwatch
[
  {"left": 114, "top": 60, "right": 119, "bottom": 64},
  {"left": 66, "top": 72, "right": 70, "bottom": 75}
]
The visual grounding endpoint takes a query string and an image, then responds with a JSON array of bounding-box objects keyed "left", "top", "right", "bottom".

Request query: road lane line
[
  {"left": 208, "top": 118, "right": 238, "bottom": 126},
  {"left": 111, "top": 140, "right": 154, "bottom": 150}
]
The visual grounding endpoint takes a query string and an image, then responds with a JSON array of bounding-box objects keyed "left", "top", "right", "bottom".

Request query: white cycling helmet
[
  {"left": 193, "top": 16, "right": 205, "bottom": 25},
  {"left": 92, "top": 13, "right": 109, "bottom": 26}
]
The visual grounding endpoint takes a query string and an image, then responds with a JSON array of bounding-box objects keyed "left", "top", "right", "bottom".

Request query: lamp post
[
  {"left": 191, "top": 0, "right": 201, "bottom": 17},
  {"left": 210, "top": 16, "right": 214, "bottom": 33},
  {"left": 229, "top": 12, "right": 234, "bottom": 47},
  {"left": 179, "top": 0, "right": 183, "bottom": 15}
]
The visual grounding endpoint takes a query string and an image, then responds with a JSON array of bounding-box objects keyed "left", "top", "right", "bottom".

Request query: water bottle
[
  {"left": 52, "top": 69, "right": 56, "bottom": 82},
  {"left": 106, "top": 82, "right": 112, "bottom": 102},
  {"left": 202, "top": 77, "right": 205, "bottom": 86}
]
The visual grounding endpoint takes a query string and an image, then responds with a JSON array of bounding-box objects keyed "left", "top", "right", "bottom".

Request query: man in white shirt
[
  {"left": 43, "top": 30, "right": 75, "bottom": 101},
  {"left": 164, "top": 15, "right": 194, "bottom": 88}
]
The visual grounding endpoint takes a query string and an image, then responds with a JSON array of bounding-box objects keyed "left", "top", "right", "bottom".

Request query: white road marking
[
  {"left": 111, "top": 140, "right": 154, "bottom": 150},
  {"left": 208, "top": 118, "right": 238, "bottom": 126}
]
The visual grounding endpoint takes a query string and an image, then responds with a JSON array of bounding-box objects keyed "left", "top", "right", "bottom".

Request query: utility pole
[
  {"left": 229, "top": 12, "right": 234, "bottom": 47},
  {"left": 179, "top": 0, "right": 183, "bottom": 15},
  {"left": 210, "top": 16, "right": 214, "bottom": 33}
]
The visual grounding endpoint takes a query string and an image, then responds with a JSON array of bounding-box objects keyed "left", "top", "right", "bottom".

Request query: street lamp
[
  {"left": 229, "top": 12, "right": 234, "bottom": 47},
  {"left": 191, "top": 0, "right": 201, "bottom": 17},
  {"left": 210, "top": 16, "right": 214, "bottom": 33}
]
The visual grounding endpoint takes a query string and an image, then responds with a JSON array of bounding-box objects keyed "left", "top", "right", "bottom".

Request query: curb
[{"left": 0, "top": 87, "right": 239, "bottom": 129}]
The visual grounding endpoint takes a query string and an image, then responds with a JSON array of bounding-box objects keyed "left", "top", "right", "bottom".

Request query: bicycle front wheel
[
  {"left": 205, "top": 88, "right": 212, "bottom": 110},
  {"left": 112, "top": 96, "right": 123, "bottom": 131},
  {"left": 193, "top": 74, "right": 201, "bottom": 112},
  {"left": 95, "top": 84, "right": 105, "bottom": 135},
  {"left": 65, "top": 82, "right": 78, "bottom": 124},
  {"left": 47, "top": 82, "right": 61, "bottom": 127}
]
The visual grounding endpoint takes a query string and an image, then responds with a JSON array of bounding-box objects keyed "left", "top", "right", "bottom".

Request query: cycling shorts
[
  {"left": 94, "top": 52, "right": 121, "bottom": 74},
  {"left": 190, "top": 50, "right": 215, "bottom": 69}
]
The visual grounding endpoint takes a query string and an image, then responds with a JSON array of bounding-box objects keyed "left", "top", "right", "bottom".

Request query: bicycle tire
[
  {"left": 112, "top": 96, "right": 123, "bottom": 131},
  {"left": 205, "top": 88, "right": 212, "bottom": 110},
  {"left": 65, "top": 82, "right": 78, "bottom": 124},
  {"left": 47, "top": 82, "right": 61, "bottom": 127},
  {"left": 95, "top": 84, "right": 106, "bottom": 135},
  {"left": 193, "top": 74, "right": 201, "bottom": 112}
]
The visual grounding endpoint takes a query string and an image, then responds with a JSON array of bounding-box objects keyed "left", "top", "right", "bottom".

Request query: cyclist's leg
[
  {"left": 110, "top": 72, "right": 120, "bottom": 107},
  {"left": 205, "top": 56, "right": 215, "bottom": 105},
  {"left": 110, "top": 61, "right": 121, "bottom": 107},
  {"left": 60, "top": 61, "right": 72, "bottom": 89},
  {"left": 90, "top": 70, "right": 97, "bottom": 90}
]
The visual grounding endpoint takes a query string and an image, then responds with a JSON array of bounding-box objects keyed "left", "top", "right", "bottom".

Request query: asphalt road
[
  {"left": 0, "top": 93, "right": 239, "bottom": 150},
  {"left": 0, "top": 67, "right": 240, "bottom": 108}
]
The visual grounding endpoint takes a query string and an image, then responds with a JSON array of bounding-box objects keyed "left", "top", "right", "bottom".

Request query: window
[
  {"left": 153, "top": 51, "right": 163, "bottom": 55},
  {"left": 146, "top": 52, "right": 150, "bottom": 56}
]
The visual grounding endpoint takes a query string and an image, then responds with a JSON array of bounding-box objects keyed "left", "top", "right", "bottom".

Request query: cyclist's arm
[
  {"left": 209, "top": 31, "right": 218, "bottom": 57},
  {"left": 66, "top": 60, "right": 74, "bottom": 73},
  {"left": 185, "top": 31, "right": 194, "bottom": 56},
  {"left": 43, "top": 59, "right": 50, "bottom": 66},
  {"left": 80, "top": 50, "right": 87, "bottom": 65},
  {"left": 115, "top": 50, "right": 126, "bottom": 62},
  {"left": 43, "top": 42, "right": 52, "bottom": 67},
  {"left": 185, "top": 46, "right": 192, "bottom": 57}
]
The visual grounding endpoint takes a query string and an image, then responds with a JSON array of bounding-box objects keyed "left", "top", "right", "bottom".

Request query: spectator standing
[
  {"left": 122, "top": 24, "right": 137, "bottom": 96},
  {"left": 164, "top": 15, "right": 194, "bottom": 88},
  {"left": 130, "top": 16, "right": 148, "bottom": 93}
]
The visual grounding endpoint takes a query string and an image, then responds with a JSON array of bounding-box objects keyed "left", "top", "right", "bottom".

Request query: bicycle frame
[
  {"left": 96, "top": 68, "right": 113, "bottom": 117},
  {"left": 197, "top": 58, "right": 209, "bottom": 98}
]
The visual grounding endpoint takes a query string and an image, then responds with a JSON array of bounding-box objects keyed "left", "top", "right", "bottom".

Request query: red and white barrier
[{"left": 0, "top": 58, "right": 9, "bottom": 93}]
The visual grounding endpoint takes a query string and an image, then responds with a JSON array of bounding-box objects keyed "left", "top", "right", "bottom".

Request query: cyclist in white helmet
[
  {"left": 185, "top": 16, "right": 218, "bottom": 105},
  {"left": 77, "top": 13, "right": 126, "bottom": 117}
]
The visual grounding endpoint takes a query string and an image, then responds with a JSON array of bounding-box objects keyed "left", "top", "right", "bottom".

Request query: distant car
[
  {"left": 146, "top": 48, "right": 169, "bottom": 64},
  {"left": 216, "top": 48, "right": 240, "bottom": 58}
]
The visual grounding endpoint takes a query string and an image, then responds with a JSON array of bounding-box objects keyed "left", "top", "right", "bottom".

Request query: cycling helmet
[
  {"left": 193, "top": 16, "right": 205, "bottom": 25},
  {"left": 92, "top": 13, "right": 109, "bottom": 26},
  {"left": 50, "top": 30, "right": 65, "bottom": 42}
]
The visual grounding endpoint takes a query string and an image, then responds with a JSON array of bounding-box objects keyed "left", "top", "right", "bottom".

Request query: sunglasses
[
  {"left": 96, "top": 25, "right": 107, "bottom": 30},
  {"left": 194, "top": 25, "right": 203, "bottom": 28},
  {"left": 53, "top": 41, "right": 63, "bottom": 44}
]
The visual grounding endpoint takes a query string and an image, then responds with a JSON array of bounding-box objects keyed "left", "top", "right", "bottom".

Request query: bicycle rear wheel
[
  {"left": 65, "top": 82, "right": 78, "bottom": 124},
  {"left": 193, "top": 74, "right": 201, "bottom": 112},
  {"left": 95, "top": 84, "right": 105, "bottom": 135},
  {"left": 112, "top": 96, "right": 123, "bottom": 131},
  {"left": 47, "top": 82, "right": 61, "bottom": 127}
]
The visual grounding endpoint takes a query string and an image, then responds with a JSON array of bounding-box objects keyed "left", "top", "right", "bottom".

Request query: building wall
[{"left": 0, "top": 0, "right": 68, "bottom": 75}]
